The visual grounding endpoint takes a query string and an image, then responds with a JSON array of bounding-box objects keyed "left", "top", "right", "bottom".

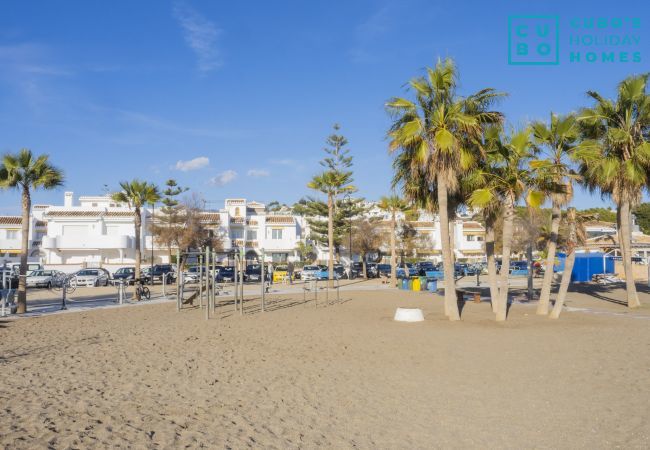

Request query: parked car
[
  {"left": 272, "top": 265, "right": 290, "bottom": 282},
  {"left": 376, "top": 263, "right": 392, "bottom": 277},
  {"left": 10, "top": 262, "right": 42, "bottom": 275},
  {"left": 215, "top": 266, "right": 237, "bottom": 283},
  {"left": 301, "top": 265, "right": 321, "bottom": 281},
  {"left": 396, "top": 262, "right": 416, "bottom": 279},
  {"left": 416, "top": 261, "right": 436, "bottom": 276},
  {"left": 364, "top": 263, "right": 377, "bottom": 278},
  {"left": 510, "top": 261, "right": 528, "bottom": 273},
  {"left": 150, "top": 264, "right": 176, "bottom": 282},
  {"left": 74, "top": 268, "right": 110, "bottom": 287},
  {"left": 333, "top": 264, "right": 350, "bottom": 280},
  {"left": 245, "top": 264, "right": 262, "bottom": 282},
  {"left": 454, "top": 263, "right": 470, "bottom": 277},
  {"left": 112, "top": 267, "right": 136, "bottom": 285},
  {"left": 183, "top": 266, "right": 208, "bottom": 283},
  {"left": 26, "top": 270, "right": 62, "bottom": 288}
]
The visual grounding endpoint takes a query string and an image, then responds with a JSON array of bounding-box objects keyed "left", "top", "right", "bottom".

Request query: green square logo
[{"left": 508, "top": 15, "right": 560, "bottom": 65}]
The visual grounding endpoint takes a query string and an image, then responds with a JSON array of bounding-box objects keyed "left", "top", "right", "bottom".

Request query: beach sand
[{"left": 2, "top": 286, "right": 650, "bottom": 449}]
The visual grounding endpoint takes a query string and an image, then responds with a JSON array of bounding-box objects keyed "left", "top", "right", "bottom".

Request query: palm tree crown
[
  {"left": 0, "top": 149, "right": 64, "bottom": 191},
  {"left": 0, "top": 148, "right": 64, "bottom": 314},
  {"left": 112, "top": 180, "right": 160, "bottom": 209}
]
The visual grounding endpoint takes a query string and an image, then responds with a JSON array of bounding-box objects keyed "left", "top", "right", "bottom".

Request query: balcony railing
[{"left": 42, "top": 235, "right": 132, "bottom": 250}]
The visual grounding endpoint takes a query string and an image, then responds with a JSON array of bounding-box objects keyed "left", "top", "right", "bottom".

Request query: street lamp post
[
  {"left": 344, "top": 194, "right": 353, "bottom": 277},
  {"left": 150, "top": 202, "right": 155, "bottom": 286}
]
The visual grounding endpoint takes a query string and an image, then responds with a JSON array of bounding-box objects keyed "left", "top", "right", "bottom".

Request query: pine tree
[{"left": 152, "top": 179, "right": 188, "bottom": 262}]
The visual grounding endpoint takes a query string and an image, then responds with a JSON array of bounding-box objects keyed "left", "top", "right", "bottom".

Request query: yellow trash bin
[{"left": 412, "top": 277, "right": 420, "bottom": 291}]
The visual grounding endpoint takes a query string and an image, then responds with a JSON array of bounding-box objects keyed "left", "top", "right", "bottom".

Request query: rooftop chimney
[{"left": 64, "top": 192, "right": 74, "bottom": 208}]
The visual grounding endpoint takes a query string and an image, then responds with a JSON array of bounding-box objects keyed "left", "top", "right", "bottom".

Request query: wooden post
[{"left": 260, "top": 248, "right": 265, "bottom": 312}]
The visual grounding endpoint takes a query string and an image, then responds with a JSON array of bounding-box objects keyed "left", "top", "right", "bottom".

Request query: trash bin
[
  {"left": 427, "top": 279, "right": 437, "bottom": 291},
  {"left": 412, "top": 277, "right": 420, "bottom": 291},
  {"left": 401, "top": 278, "right": 408, "bottom": 290},
  {"left": 407, "top": 278, "right": 414, "bottom": 290},
  {"left": 419, "top": 276, "right": 427, "bottom": 290}
]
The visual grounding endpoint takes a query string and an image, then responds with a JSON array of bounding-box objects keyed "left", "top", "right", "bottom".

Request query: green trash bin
[{"left": 407, "top": 278, "right": 414, "bottom": 290}]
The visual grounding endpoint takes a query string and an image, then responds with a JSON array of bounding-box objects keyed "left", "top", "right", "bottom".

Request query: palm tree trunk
[
  {"left": 362, "top": 257, "right": 367, "bottom": 278},
  {"left": 134, "top": 207, "right": 142, "bottom": 300},
  {"left": 550, "top": 208, "right": 576, "bottom": 319},
  {"left": 390, "top": 212, "right": 397, "bottom": 287},
  {"left": 16, "top": 187, "right": 31, "bottom": 314},
  {"left": 437, "top": 177, "right": 460, "bottom": 321},
  {"left": 537, "top": 202, "right": 561, "bottom": 314},
  {"left": 619, "top": 200, "right": 641, "bottom": 308},
  {"left": 497, "top": 196, "right": 515, "bottom": 321},
  {"left": 327, "top": 193, "right": 335, "bottom": 288},
  {"left": 485, "top": 217, "right": 498, "bottom": 313}
]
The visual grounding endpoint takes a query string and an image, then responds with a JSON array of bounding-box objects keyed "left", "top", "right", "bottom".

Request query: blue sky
[{"left": 0, "top": 0, "right": 648, "bottom": 213}]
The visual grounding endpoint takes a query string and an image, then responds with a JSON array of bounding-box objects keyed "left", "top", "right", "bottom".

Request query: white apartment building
[
  {"left": 0, "top": 214, "right": 46, "bottom": 263},
  {"left": 307, "top": 203, "right": 486, "bottom": 264},
  {"left": 2, "top": 192, "right": 486, "bottom": 272},
  {"left": 16, "top": 193, "right": 304, "bottom": 272}
]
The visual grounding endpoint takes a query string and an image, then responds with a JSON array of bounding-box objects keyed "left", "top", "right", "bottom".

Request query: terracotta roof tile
[
  {"left": 266, "top": 216, "right": 294, "bottom": 224},
  {"left": 44, "top": 210, "right": 136, "bottom": 218},
  {"left": 0, "top": 216, "right": 22, "bottom": 225}
]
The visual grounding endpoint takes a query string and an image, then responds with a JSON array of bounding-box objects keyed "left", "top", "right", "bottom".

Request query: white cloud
[
  {"left": 210, "top": 169, "right": 237, "bottom": 186},
  {"left": 247, "top": 168, "right": 270, "bottom": 177},
  {"left": 174, "top": 156, "right": 210, "bottom": 171},
  {"left": 173, "top": 3, "right": 222, "bottom": 73}
]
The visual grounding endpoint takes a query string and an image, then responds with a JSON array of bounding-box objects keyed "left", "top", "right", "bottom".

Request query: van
[{"left": 10, "top": 263, "right": 43, "bottom": 274}]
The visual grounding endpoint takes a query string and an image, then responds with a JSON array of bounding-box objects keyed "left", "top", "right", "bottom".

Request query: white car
[
  {"left": 26, "top": 270, "right": 62, "bottom": 289},
  {"left": 300, "top": 265, "right": 321, "bottom": 281},
  {"left": 182, "top": 266, "right": 208, "bottom": 283},
  {"left": 74, "top": 268, "right": 110, "bottom": 287}
]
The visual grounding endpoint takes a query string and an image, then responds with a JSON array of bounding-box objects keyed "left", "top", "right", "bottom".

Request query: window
[
  {"left": 272, "top": 252, "right": 287, "bottom": 263},
  {"left": 231, "top": 229, "right": 243, "bottom": 239},
  {"left": 235, "top": 207, "right": 241, "bottom": 217},
  {"left": 476, "top": 236, "right": 484, "bottom": 241},
  {"left": 246, "top": 230, "right": 257, "bottom": 240},
  {"left": 271, "top": 229, "right": 283, "bottom": 240},
  {"left": 6, "top": 229, "right": 19, "bottom": 239},
  {"left": 467, "top": 235, "right": 476, "bottom": 241},
  {"left": 91, "top": 202, "right": 98, "bottom": 207}
]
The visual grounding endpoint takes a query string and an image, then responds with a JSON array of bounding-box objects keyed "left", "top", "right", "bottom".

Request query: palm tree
[
  {"left": 386, "top": 58, "right": 504, "bottom": 321},
  {"left": 470, "top": 128, "right": 545, "bottom": 321},
  {"left": 0, "top": 149, "right": 63, "bottom": 313},
  {"left": 574, "top": 74, "right": 650, "bottom": 308},
  {"left": 466, "top": 165, "right": 502, "bottom": 311},
  {"left": 112, "top": 180, "right": 160, "bottom": 299},
  {"left": 549, "top": 208, "right": 595, "bottom": 319},
  {"left": 307, "top": 171, "right": 355, "bottom": 286},
  {"left": 531, "top": 113, "right": 580, "bottom": 315},
  {"left": 378, "top": 195, "right": 410, "bottom": 287}
]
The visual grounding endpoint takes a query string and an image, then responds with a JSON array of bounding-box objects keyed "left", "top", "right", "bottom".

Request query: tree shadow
[{"left": 565, "top": 282, "right": 643, "bottom": 307}]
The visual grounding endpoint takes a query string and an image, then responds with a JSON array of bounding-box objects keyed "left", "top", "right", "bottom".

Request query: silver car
[
  {"left": 300, "top": 265, "right": 321, "bottom": 281},
  {"left": 74, "top": 268, "right": 110, "bottom": 287},
  {"left": 26, "top": 270, "right": 62, "bottom": 289}
]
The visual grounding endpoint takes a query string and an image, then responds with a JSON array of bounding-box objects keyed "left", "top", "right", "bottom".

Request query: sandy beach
[{"left": 2, "top": 285, "right": 650, "bottom": 449}]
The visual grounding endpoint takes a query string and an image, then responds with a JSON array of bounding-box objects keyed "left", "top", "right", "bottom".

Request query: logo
[
  {"left": 508, "top": 15, "right": 642, "bottom": 65},
  {"left": 508, "top": 15, "right": 560, "bottom": 65}
]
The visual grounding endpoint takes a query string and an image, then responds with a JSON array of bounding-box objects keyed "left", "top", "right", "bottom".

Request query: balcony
[
  {"left": 42, "top": 235, "right": 131, "bottom": 250},
  {"left": 0, "top": 238, "right": 21, "bottom": 251}
]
